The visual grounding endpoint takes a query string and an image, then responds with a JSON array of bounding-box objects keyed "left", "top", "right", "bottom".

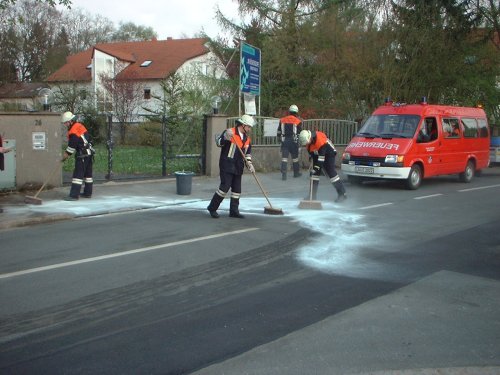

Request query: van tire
[
  {"left": 459, "top": 160, "right": 474, "bottom": 183},
  {"left": 405, "top": 164, "right": 422, "bottom": 190}
]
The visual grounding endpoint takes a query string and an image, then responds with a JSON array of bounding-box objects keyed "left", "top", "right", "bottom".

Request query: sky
[{"left": 65, "top": 0, "right": 241, "bottom": 39}]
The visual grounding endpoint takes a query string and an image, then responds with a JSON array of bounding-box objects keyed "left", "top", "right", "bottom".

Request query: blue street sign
[{"left": 240, "top": 42, "right": 261, "bottom": 95}]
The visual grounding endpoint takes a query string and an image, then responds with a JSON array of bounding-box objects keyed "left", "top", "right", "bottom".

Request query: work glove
[
  {"left": 224, "top": 128, "right": 233, "bottom": 141},
  {"left": 310, "top": 165, "right": 320, "bottom": 176},
  {"left": 247, "top": 161, "right": 255, "bottom": 173}
]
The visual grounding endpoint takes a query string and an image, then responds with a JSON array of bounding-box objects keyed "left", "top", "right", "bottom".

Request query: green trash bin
[{"left": 175, "top": 171, "right": 194, "bottom": 195}]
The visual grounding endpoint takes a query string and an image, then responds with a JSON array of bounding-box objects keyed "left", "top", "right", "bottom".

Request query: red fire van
[{"left": 341, "top": 99, "right": 490, "bottom": 189}]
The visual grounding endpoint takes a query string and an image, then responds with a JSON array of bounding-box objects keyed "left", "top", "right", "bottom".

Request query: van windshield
[{"left": 357, "top": 115, "right": 420, "bottom": 139}]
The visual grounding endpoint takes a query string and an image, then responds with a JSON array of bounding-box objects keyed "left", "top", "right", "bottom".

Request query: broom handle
[
  {"left": 233, "top": 136, "right": 275, "bottom": 208},
  {"left": 33, "top": 161, "right": 61, "bottom": 198},
  {"left": 308, "top": 160, "right": 314, "bottom": 201}
]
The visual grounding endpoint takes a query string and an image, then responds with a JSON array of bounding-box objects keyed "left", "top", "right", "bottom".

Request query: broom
[
  {"left": 234, "top": 137, "right": 284, "bottom": 215},
  {"left": 25, "top": 161, "right": 62, "bottom": 205}
]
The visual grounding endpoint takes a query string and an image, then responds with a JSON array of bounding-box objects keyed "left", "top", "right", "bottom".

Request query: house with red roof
[{"left": 47, "top": 37, "right": 226, "bottom": 120}]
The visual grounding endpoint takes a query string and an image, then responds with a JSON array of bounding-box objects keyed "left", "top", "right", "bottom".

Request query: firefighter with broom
[
  {"left": 298, "top": 129, "right": 347, "bottom": 203},
  {"left": 207, "top": 114, "right": 256, "bottom": 219},
  {"left": 61, "top": 111, "right": 95, "bottom": 201}
]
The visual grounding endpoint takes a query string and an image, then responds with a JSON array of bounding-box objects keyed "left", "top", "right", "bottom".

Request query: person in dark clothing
[
  {"left": 298, "top": 129, "right": 347, "bottom": 203},
  {"left": 277, "top": 104, "right": 302, "bottom": 180},
  {"left": 61, "top": 111, "right": 94, "bottom": 201},
  {"left": 207, "top": 114, "right": 256, "bottom": 219}
]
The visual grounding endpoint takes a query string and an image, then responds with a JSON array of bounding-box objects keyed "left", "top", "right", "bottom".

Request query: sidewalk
[{"left": 0, "top": 172, "right": 307, "bottom": 230}]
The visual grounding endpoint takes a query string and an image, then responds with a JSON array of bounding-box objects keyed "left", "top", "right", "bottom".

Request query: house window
[
  {"left": 144, "top": 88, "right": 151, "bottom": 100},
  {"left": 140, "top": 60, "right": 152, "bottom": 67}
]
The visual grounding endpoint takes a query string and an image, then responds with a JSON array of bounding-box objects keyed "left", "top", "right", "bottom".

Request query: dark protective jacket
[
  {"left": 277, "top": 114, "right": 302, "bottom": 143},
  {"left": 217, "top": 127, "right": 252, "bottom": 175},
  {"left": 66, "top": 122, "right": 94, "bottom": 158}
]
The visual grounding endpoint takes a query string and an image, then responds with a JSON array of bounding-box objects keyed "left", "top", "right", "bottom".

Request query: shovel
[
  {"left": 298, "top": 162, "right": 322, "bottom": 210},
  {"left": 298, "top": 177, "right": 323, "bottom": 210}
]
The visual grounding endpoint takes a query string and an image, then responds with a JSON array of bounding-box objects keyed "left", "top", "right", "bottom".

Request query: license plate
[{"left": 355, "top": 166, "right": 374, "bottom": 174}]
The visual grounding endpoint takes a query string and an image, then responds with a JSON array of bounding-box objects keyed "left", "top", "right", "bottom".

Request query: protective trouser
[
  {"left": 207, "top": 171, "right": 242, "bottom": 214},
  {"left": 323, "top": 156, "right": 346, "bottom": 198},
  {"left": 69, "top": 156, "right": 93, "bottom": 198},
  {"left": 280, "top": 140, "right": 300, "bottom": 179}
]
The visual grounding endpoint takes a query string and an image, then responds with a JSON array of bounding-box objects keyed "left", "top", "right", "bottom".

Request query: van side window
[
  {"left": 462, "top": 118, "right": 478, "bottom": 138},
  {"left": 443, "top": 118, "right": 460, "bottom": 138},
  {"left": 417, "top": 117, "right": 438, "bottom": 143},
  {"left": 478, "top": 119, "right": 489, "bottom": 138}
]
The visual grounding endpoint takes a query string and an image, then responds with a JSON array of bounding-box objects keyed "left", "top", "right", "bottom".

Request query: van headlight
[
  {"left": 343, "top": 152, "right": 350, "bottom": 161},
  {"left": 385, "top": 155, "right": 404, "bottom": 163}
]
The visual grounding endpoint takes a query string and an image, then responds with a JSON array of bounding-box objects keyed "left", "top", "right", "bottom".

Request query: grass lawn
[{"left": 63, "top": 145, "right": 201, "bottom": 176}]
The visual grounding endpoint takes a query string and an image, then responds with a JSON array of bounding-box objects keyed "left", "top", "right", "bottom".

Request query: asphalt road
[{"left": 0, "top": 171, "right": 499, "bottom": 374}]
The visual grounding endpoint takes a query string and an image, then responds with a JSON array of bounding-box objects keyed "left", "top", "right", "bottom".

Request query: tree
[
  {"left": 0, "top": 0, "right": 70, "bottom": 10},
  {"left": 43, "top": 27, "right": 70, "bottom": 77},
  {"left": 111, "top": 22, "right": 157, "bottom": 42},
  {"left": 99, "top": 72, "right": 145, "bottom": 144},
  {"left": 0, "top": 0, "right": 61, "bottom": 81},
  {"left": 60, "top": 8, "right": 115, "bottom": 53}
]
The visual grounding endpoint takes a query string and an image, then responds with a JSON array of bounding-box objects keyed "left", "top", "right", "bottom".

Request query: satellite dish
[{"left": 37, "top": 88, "right": 54, "bottom": 111}]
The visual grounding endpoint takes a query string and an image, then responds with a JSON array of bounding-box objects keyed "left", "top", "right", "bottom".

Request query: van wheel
[
  {"left": 405, "top": 164, "right": 422, "bottom": 190},
  {"left": 459, "top": 160, "right": 474, "bottom": 183}
]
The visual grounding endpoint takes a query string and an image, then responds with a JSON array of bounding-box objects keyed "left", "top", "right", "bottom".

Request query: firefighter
[
  {"left": 207, "top": 114, "right": 256, "bottom": 218},
  {"left": 61, "top": 111, "right": 95, "bottom": 201},
  {"left": 277, "top": 104, "right": 302, "bottom": 180},
  {"left": 298, "top": 129, "right": 347, "bottom": 203}
]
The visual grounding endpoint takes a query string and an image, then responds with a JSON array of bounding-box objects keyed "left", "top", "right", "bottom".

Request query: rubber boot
[
  {"left": 293, "top": 161, "right": 302, "bottom": 178},
  {"left": 229, "top": 198, "right": 244, "bottom": 218},
  {"left": 82, "top": 177, "right": 93, "bottom": 198},
  {"left": 207, "top": 192, "right": 224, "bottom": 218},
  {"left": 281, "top": 160, "right": 287, "bottom": 180},
  {"left": 333, "top": 180, "right": 347, "bottom": 202},
  {"left": 68, "top": 180, "right": 82, "bottom": 199}
]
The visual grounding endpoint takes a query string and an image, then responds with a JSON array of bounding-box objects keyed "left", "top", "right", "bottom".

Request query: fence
[{"left": 226, "top": 116, "right": 358, "bottom": 146}]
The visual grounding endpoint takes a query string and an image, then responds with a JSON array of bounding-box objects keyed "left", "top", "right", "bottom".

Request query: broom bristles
[{"left": 24, "top": 196, "right": 43, "bottom": 205}]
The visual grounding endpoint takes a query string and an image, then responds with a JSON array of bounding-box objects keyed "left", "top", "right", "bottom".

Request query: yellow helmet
[
  {"left": 298, "top": 130, "right": 311, "bottom": 146},
  {"left": 61, "top": 111, "right": 75, "bottom": 123}
]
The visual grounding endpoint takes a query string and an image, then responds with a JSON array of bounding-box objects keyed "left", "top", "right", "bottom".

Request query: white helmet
[
  {"left": 238, "top": 114, "right": 255, "bottom": 127},
  {"left": 61, "top": 111, "right": 75, "bottom": 123},
  {"left": 298, "top": 130, "right": 311, "bottom": 146},
  {"left": 289, "top": 104, "right": 299, "bottom": 114}
]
